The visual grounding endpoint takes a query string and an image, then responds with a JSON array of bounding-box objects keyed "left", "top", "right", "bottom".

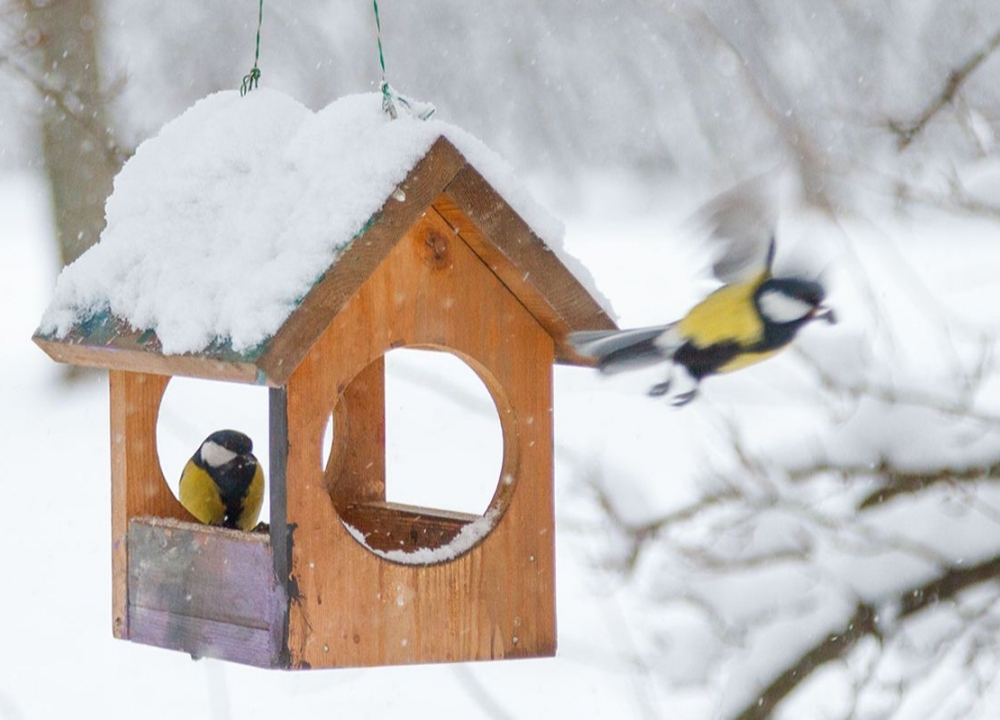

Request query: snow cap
[{"left": 40, "top": 89, "right": 611, "bottom": 355}]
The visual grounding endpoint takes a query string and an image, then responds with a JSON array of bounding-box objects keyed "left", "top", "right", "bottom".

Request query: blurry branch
[
  {"left": 865, "top": 460, "right": 994, "bottom": 511},
  {"left": 586, "top": 471, "right": 741, "bottom": 574},
  {"left": 733, "top": 602, "right": 879, "bottom": 720},
  {"left": 795, "top": 347, "right": 1000, "bottom": 428},
  {"left": 0, "top": 48, "right": 130, "bottom": 167},
  {"left": 889, "top": 26, "right": 1000, "bottom": 150},
  {"left": 789, "top": 344, "right": 1000, "bottom": 508},
  {"left": 733, "top": 553, "right": 1000, "bottom": 720},
  {"left": 785, "top": 457, "right": 1000, "bottom": 511}
]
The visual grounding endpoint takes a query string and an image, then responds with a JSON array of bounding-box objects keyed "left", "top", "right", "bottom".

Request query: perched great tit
[
  {"left": 569, "top": 182, "right": 836, "bottom": 406},
  {"left": 178, "top": 429, "right": 264, "bottom": 531}
]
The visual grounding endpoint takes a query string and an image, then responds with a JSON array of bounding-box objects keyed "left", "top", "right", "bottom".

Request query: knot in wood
[{"left": 420, "top": 229, "right": 452, "bottom": 270}]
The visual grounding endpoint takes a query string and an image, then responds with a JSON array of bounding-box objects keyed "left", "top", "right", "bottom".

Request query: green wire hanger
[
  {"left": 373, "top": 0, "right": 434, "bottom": 120},
  {"left": 240, "top": 0, "right": 264, "bottom": 96}
]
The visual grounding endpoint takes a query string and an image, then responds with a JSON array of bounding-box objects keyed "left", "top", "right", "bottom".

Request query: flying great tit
[
  {"left": 569, "top": 182, "right": 836, "bottom": 406},
  {"left": 178, "top": 429, "right": 264, "bottom": 531}
]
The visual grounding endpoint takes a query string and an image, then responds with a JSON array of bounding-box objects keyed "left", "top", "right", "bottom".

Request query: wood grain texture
[
  {"left": 284, "top": 208, "right": 557, "bottom": 668},
  {"left": 328, "top": 357, "right": 386, "bottom": 510},
  {"left": 339, "top": 501, "right": 479, "bottom": 554},
  {"left": 436, "top": 166, "right": 618, "bottom": 363},
  {"left": 110, "top": 371, "right": 192, "bottom": 639},
  {"left": 34, "top": 330, "right": 261, "bottom": 384},
  {"left": 127, "top": 517, "right": 286, "bottom": 667}
]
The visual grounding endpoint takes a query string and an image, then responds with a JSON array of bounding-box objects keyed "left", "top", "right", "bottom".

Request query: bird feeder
[{"left": 34, "top": 132, "right": 616, "bottom": 669}]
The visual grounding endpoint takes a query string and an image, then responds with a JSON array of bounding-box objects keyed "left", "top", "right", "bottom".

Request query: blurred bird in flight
[{"left": 569, "top": 180, "right": 836, "bottom": 406}]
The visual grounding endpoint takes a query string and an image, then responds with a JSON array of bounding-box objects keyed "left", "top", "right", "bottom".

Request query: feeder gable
[{"left": 33, "top": 136, "right": 614, "bottom": 383}]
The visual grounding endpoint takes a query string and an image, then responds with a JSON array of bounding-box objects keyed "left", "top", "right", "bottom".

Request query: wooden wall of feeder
[{"left": 34, "top": 136, "right": 617, "bottom": 669}]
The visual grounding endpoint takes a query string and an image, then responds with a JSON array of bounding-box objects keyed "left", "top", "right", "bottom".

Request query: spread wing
[{"left": 697, "top": 176, "right": 778, "bottom": 284}]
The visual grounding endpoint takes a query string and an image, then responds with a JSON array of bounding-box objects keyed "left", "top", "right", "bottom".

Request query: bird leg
[
  {"left": 670, "top": 386, "right": 699, "bottom": 407},
  {"left": 647, "top": 366, "right": 675, "bottom": 397},
  {"left": 648, "top": 379, "right": 672, "bottom": 397}
]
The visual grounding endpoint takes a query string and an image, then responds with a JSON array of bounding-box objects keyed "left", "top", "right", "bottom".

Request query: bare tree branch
[
  {"left": 795, "top": 347, "right": 1000, "bottom": 428},
  {"left": 0, "top": 48, "right": 129, "bottom": 167},
  {"left": 733, "top": 602, "right": 879, "bottom": 720},
  {"left": 889, "top": 26, "right": 1000, "bottom": 150},
  {"left": 784, "top": 456, "right": 1000, "bottom": 511},
  {"left": 733, "top": 554, "right": 1000, "bottom": 720},
  {"left": 858, "top": 459, "right": 1000, "bottom": 510}
]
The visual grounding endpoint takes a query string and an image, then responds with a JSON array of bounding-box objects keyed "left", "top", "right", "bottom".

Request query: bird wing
[
  {"left": 238, "top": 462, "right": 265, "bottom": 531},
  {"left": 697, "top": 176, "right": 778, "bottom": 284},
  {"left": 568, "top": 325, "right": 676, "bottom": 374},
  {"left": 178, "top": 459, "right": 227, "bottom": 525}
]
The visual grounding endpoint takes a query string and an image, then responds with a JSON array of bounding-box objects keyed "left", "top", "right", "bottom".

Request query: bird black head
[
  {"left": 756, "top": 277, "right": 836, "bottom": 326},
  {"left": 199, "top": 429, "right": 254, "bottom": 468}
]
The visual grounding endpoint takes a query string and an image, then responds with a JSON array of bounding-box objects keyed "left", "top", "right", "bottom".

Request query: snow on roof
[{"left": 39, "top": 89, "right": 612, "bottom": 355}]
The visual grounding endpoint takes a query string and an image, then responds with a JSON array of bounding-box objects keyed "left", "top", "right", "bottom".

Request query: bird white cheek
[
  {"left": 201, "top": 440, "right": 238, "bottom": 468},
  {"left": 759, "top": 290, "right": 814, "bottom": 323}
]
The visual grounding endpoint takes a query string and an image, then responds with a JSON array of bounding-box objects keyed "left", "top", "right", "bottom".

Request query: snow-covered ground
[{"left": 4, "top": 162, "right": 1000, "bottom": 718}]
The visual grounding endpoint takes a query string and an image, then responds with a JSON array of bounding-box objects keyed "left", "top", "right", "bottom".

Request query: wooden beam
[
  {"left": 33, "top": 319, "right": 262, "bottom": 384},
  {"left": 435, "top": 167, "right": 616, "bottom": 363},
  {"left": 110, "top": 371, "right": 187, "bottom": 638}
]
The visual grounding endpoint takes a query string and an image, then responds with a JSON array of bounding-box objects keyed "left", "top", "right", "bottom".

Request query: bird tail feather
[{"left": 568, "top": 325, "right": 675, "bottom": 374}]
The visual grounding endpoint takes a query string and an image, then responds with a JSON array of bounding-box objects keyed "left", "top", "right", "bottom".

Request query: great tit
[
  {"left": 178, "top": 429, "right": 264, "bottom": 531},
  {"left": 569, "top": 183, "right": 836, "bottom": 406}
]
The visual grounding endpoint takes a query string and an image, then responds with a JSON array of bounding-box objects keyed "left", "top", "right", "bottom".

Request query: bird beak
[{"left": 813, "top": 305, "right": 837, "bottom": 324}]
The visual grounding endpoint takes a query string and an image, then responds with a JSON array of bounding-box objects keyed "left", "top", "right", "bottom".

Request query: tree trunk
[{"left": 23, "top": 0, "right": 119, "bottom": 267}]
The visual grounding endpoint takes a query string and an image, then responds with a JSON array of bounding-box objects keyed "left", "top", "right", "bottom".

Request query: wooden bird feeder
[{"left": 33, "top": 137, "right": 616, "bottom": 669}]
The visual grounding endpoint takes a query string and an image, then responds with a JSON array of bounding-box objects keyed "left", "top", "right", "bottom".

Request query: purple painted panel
[
  {"left": 127, "top": 517, "right": 288, "bottom": 667},
  {"left": 129, "top": 607, "right": 279, "bottom": 668}
]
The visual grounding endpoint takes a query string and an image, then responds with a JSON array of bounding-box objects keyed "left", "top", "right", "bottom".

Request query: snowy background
[{"left": 4, "top": 1, "right": 1000, "bottom": 718}]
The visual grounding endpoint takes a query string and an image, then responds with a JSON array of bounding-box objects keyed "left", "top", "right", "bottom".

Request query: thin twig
[{"left": 889, "top": 27, "right": 1000, "bottom": 150}]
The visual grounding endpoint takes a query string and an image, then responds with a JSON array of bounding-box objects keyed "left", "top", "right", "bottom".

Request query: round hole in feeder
[
  {"left": 326, "top": 347, "right": 514, "bottom": 565},
  {"left": 157, "top": 376, "right": 271, "bottom": 525}
]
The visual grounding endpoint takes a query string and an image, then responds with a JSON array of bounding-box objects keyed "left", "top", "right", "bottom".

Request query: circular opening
[
  {"left": 157, "top": 377, "right": 270, "bottom": 525},
  {"left": 385, "top": 348, "right": 503, "bottom": 514},
  {"left": 326, "top": 347, "right": 512, "bottom": 564}
]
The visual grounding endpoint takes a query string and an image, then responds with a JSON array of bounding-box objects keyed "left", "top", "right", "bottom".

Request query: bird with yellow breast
[
  {"left": 569, "top": 181, "right": 836, "bottom": 406},
  {"left": 178, "top": 429, "right": 264, "bottom": 531}
]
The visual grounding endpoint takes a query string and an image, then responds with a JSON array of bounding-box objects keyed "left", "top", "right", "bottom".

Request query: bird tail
[{"left": 568, "top": 325, "right": 675, "bottom": 374}]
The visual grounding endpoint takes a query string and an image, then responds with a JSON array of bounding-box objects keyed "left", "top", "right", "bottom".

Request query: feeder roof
[{"left": 34, "top": 90, "right": 616, "bottom": 385}]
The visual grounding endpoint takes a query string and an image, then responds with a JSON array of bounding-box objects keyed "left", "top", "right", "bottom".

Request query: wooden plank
[
  {"left": 435, "top": 168, "right": 617, "bottom": 363},
  {"left": 129, "top": 608, "right": 278, "bottom": 668},
  {"left": 127, "top": 517, "right": 286, "bottom": 667},
  {"left": 255, "top": 137, "right": 469, "bottom": 386},
  {"left": 284, "top": 209, "right": 557, "bottom": 668},
  {"left": 110, "top": 371, "right": 188, "bottom": 639},
  {"left": 33, "top": 328, "right": 262, "bottom": 385},
  {"left": 339, "top": 501, "right": 479, "bottom": 555},
  {"left": 328, "top": 356, "right": 386, "bottom": 510}
]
